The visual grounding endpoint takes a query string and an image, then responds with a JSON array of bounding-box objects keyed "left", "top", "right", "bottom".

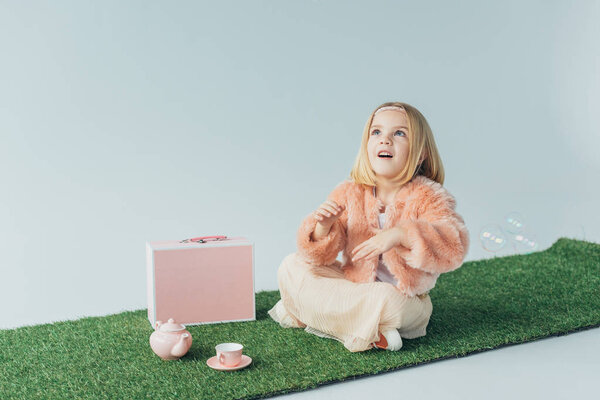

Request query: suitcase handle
[{"left": 179, "top": 235, "right": 228, "bottom": 243}]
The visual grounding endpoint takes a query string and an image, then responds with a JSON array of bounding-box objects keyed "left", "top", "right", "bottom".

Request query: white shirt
[{"left": 375, "top": 212, "right": 399, "bottom": 286}]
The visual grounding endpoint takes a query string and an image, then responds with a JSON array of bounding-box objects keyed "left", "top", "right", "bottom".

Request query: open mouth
[{"left": 378, "top": 153, "right": 393, "bottom": 159}]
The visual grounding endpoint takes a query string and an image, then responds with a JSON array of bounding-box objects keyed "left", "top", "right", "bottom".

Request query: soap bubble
[
  {"left": 511, "top": 232, "right": 539, "bottom": 254},
  {"left": 480, "top": 211, "right": 539, "bottom": 255},
  {"left": 503, "top": 211, "right": 525, "bottom": 234},
  {"left": 479, "top": 224, "right": 508, "bottom": 253}
]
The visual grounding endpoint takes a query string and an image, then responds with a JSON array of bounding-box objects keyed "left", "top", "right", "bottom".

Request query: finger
[
  {"left": 325, "top": 200, "right": 344, "bottom": 212},
  {"left": 351, "top": 242, "right": 366, "bottom": 256},
  {"left": 322, "top": 203, "right": 343, "bottom": 216},
  {"left": 361, "top": 243, "right": 382, "bottom": 260},
  {"left": 314, "top": 211, "right": 332, "bottom": 222},
  {"left": 315, "top": 208, "right": 333, "bottom": 218},
  {"left": 314, "top": 210, "right": 325, "bottom": 219},
  {"left": 326, "top": 200, "right": 343, "bottom": 209},
  {"left": 317, "top": 204, "right": 338, "bottom": 218},
  {"left": 352, "top": 245, "right": 371, "bottom": 261},
  {"left": 321, "top": 204, "right": 340, "bottom": 216},
  {"left": 351, "top": 251, "right": 362, "bottom": 262},
  {"left": 363, "top": 249, "right": 379, "bottom": 260},
  {"left": 354, "top": 251, "right": 377, "bottom": 262}
]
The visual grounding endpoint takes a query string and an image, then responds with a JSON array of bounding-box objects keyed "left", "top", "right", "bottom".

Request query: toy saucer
[{"left": 206, "top": 354, "right": 252, "bottom": 371}]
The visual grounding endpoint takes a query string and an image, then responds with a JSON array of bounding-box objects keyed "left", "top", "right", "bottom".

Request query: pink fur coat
[{"left": 296, "top": 175, "right": 470, "bottom": 297}]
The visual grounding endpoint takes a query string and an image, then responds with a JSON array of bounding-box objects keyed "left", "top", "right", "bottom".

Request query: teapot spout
[{"left": 171, "top": 333, "right": 191, "bottom": 358}]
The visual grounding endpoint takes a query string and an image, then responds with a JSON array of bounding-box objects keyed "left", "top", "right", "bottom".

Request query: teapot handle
[{"left": 155, "top": 321, "right": 162, "bottom": 330}]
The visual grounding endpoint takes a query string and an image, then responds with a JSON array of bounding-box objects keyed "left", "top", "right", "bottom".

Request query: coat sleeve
[
  {"left": 296, "top": 181, "right": 348, "bottom": 266},
  {"left": 392, "top": 184, "right": 470, "bottom": 274}
]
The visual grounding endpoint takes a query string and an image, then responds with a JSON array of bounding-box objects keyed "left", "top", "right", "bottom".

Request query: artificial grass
[{"left": 1, "top": 237, "right": 599, "bottom": 400}]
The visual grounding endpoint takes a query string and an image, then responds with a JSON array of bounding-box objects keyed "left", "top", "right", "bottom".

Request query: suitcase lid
[{"left": 147, "top": 236, "right": 252, "bottom": 250}]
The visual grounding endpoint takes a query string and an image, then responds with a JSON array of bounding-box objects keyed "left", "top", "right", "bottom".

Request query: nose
[{"left": 379, "top": 135, "right": 392, "bottom": 145}]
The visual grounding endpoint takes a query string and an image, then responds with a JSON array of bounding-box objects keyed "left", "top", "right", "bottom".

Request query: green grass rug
[{"left": 1, "top": 237, "right": 599, "bottom": 400}]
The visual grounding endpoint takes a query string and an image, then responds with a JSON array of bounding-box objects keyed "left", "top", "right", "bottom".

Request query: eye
[{"left": 370, "top": 129, "right": 406, "bottom": 137}]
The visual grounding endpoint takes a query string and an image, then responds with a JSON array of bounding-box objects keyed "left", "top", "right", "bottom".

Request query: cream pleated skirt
[{"left": 268, "top": 252, "right": 433, "bottom": 352}]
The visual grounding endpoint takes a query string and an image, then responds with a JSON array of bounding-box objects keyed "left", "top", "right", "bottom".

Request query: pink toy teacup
[{"left": 216, "top": 343, "right": 243, "bottom": 367}]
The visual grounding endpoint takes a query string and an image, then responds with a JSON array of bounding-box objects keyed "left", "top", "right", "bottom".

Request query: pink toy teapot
[{"left": 149, "top": 318, "right": 193, "bottom": 360}]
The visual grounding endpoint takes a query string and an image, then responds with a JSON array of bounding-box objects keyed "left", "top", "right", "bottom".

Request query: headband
[{"left": 374, "top": 105, "right": 405, "bottom": 115}]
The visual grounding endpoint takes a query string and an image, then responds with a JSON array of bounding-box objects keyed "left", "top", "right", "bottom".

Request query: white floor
[{"left": 271, "top": 326, "right": 600, "bottom": 399}]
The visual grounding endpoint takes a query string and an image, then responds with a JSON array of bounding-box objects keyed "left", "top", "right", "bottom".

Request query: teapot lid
[{"left": 158, "top": 318, "right": 186, "bottom": 332}]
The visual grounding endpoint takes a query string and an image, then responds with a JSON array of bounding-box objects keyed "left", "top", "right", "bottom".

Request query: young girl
[{"left": 268, "top": 102, "right": 470, "bottom": 352}]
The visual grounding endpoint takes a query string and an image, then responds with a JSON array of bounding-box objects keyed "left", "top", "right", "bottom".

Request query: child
[{"left": 268, "top": 102, "right": 470, "bottom": 352}]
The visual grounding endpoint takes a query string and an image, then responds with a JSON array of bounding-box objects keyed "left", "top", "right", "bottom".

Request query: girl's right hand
[{"left": 314, "top": 200, "right": 345, "bottom": 227}]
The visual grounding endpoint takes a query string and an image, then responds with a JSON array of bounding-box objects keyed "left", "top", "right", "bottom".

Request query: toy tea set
[
  {"left": 146, "top": 235, "right": 255, "bottom": 371},
  {"left": 149, "top": 318, "right": 252, "bottom": 370}
]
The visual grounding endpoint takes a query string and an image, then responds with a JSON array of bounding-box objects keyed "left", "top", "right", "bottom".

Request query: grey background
[{"left": 1, "top": 1, "right": 598, "bottom": 398}]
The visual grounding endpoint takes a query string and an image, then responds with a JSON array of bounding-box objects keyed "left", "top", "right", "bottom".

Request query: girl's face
[{"left": 367, "top": 109, "right": 411, "bottom": 180}]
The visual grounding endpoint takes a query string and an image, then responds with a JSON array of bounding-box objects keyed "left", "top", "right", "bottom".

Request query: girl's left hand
[{"left": 351, "top": 227, "right": 402, "bottom": 263}]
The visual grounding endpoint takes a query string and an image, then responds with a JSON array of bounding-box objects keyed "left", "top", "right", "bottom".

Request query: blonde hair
[{"left": 349, "top": 101, "right": 445, "bottom": 188}]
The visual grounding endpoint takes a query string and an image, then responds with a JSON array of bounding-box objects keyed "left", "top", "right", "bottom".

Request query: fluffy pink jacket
[{"left": 296, "top": 175, "right": 470, "bottom": 297}]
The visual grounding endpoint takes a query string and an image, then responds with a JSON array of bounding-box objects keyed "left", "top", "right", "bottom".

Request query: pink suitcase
[{"left": 146, "top": 235, "right": 255, "bottom": 328}]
